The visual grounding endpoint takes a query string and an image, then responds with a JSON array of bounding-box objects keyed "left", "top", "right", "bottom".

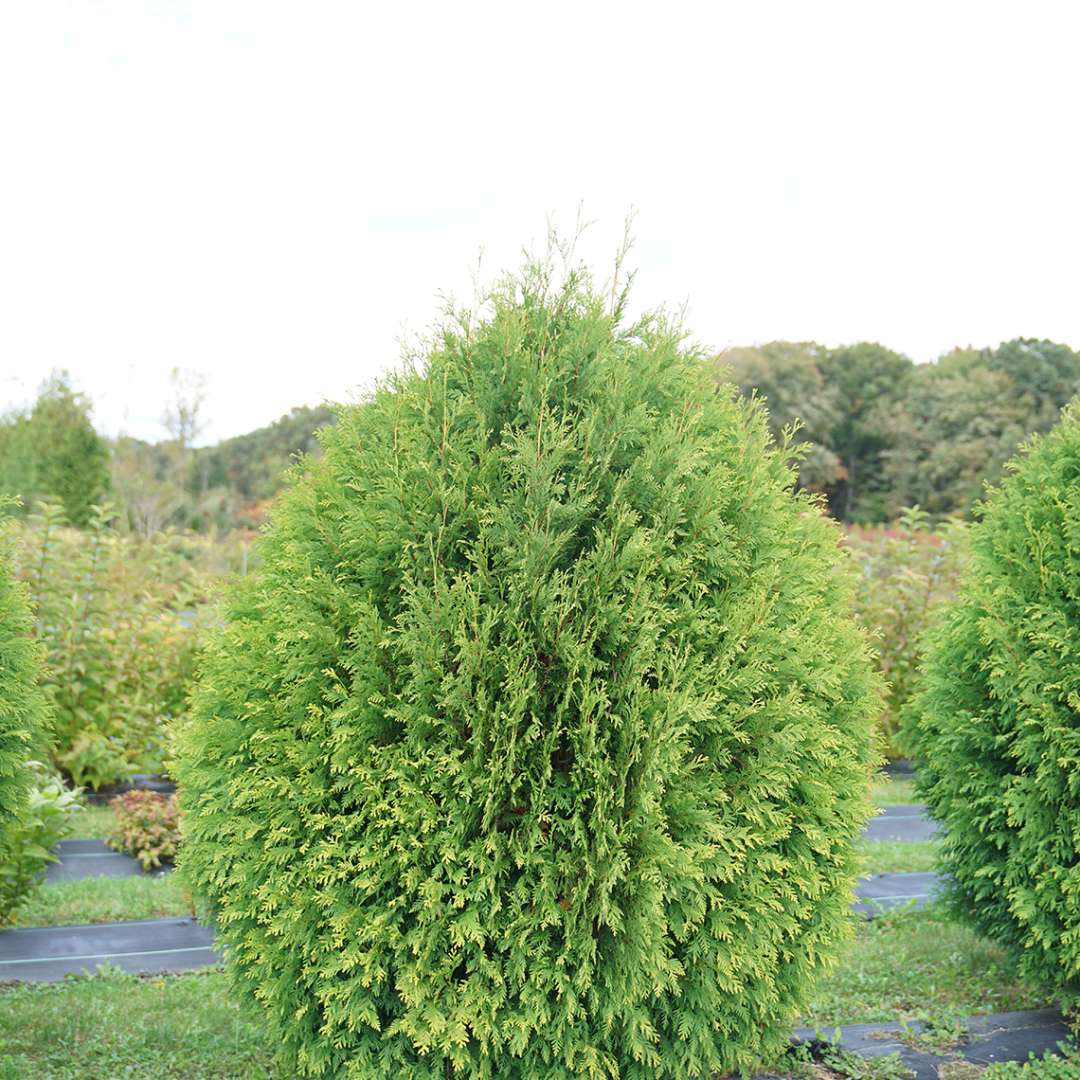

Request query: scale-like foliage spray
[
  {"left": 176, "top": 259, "right": 879, "bottom": 1077},
  {"left": 908, "top": 406, "right": 1080, "bottom": 1003},
  {"left": 0, "top": 505, "right": 49, "bottom": 862}
]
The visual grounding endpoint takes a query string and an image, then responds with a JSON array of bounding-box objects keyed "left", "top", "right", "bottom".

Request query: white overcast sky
[{"left": 2, "top": 2, "right": 1078, "bottom": 444}]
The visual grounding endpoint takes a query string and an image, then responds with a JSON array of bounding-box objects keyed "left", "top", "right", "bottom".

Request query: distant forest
[
  {"left": 1, "top": 336, "right": 1076, "bottom": 532},
  {"left": 719, "top": 337, "right": 1080, "bottom": 522},
  {"left": 0, "top": 369, "right": 333, "bottom": 533}
]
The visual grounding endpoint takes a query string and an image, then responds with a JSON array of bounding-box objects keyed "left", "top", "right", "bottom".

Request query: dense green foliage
[
  {"left": 177, "top": 262, "right": 879, "bottom": 1079},
  {"left": 11, "top": 502, "right": 206, "bottom": 788},
  {"left": 846, "top": 509, "right": 968, "bottom": 757},
  {"left": 725, "top": 337, "right": 1080, "bottom": 522},
  {"left": 0, "top": 373, "right": 110, "bottom": 527},
  {"left": 0, "top": 508, "right": 49, "bottom": 873},
  {"left": 818, "top": 342, "right": 914, "bottom": 522},
  {"left": 0, "top": 762, "right": 81, "bottom": 925},
  {"left": 907, "top": 408, "right": 1080, "bottom": 1002}
]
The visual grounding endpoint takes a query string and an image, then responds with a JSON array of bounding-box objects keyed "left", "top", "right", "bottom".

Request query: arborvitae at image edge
[
  {"left": 175, "top": 257, "right": 881, "bottom": 1078},
  {"left": 0, "top": 505, "right": 50, "bottom": 861},
  {"left": 907, "top": 405, "right": 1080, "bottom": 1003}
]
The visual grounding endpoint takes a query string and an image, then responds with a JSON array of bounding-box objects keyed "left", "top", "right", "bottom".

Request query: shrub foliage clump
[
  {"left": 0, "top": 507, "right": 49, "bottom": 867},
  {"left": 177, "top": 261, "right": 880, "bottom": 1078},
  {"left": 845, "top": 506, "right": 968, "bottom": 759},
  {"left": 907, "top": 407, "right": 1080, "bottom": 1002},
  {"left": 12, "top": 501, "right": 204, "bottom": 789},
  {"left": 109, "top": 790, "right": 181, "bottom": 871}
]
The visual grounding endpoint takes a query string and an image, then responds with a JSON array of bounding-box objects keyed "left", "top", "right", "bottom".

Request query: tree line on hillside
[
  {"left": 0, "top": 369, "right": 333, "bottom": 533},
  {"left": 2, "top": 337, "right": 1076, "bottom": 532},
  {"left": 720, "top": 337, "right": 1080, "bottom": 521}
]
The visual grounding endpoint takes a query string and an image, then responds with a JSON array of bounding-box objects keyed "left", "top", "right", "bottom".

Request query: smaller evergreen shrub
[
  {"left": 0, "top": 500, "right": 50, "bottom": 873},
  {"left": 907, "top": 407, "right": 1080, "bottom": 1002}
]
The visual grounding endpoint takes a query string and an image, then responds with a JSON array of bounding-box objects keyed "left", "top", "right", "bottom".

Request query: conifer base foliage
[
  {"left": 907, "top": 408, "right": 1080, "bottom": 1003},
  {"left": 176, "top": 260, "right": 879, "bottom": 1078},
  {"left": 0, "top": 512, "right": 49, "bottom": 862}
]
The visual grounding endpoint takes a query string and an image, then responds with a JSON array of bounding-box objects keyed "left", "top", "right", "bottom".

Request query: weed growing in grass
[
  {"left": 0, "top": 764, "right": 80, "bottom": 924},
  {"left": 898, "top": 1008, "right": 968, "bottom": 1054},
  {"left": 981, "top": 1045, "right": 1080, "bottom": 1077},
  {"left": 784, "top": 1034, "right": 914, "bottom": 1080}
]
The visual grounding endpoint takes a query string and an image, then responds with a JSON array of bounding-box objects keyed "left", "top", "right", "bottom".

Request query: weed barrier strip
[
  {"left": 786, "top": 1008, "right": 1071, "bottom": 1080},
  {"left": 0, "top": 873, "right": 942, "bottom": 984},
  {"left": 0, "top": 944, "right": 214, "bottom": 966}
]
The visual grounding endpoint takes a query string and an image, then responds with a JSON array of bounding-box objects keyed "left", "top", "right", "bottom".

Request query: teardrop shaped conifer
[{"left": 176, "top": 257, "right": 879, "bottom": 1079}]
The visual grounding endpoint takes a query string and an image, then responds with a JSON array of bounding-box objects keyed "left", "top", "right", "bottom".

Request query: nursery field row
[{"left": 0, "top": 904, "right": 1059, "bottom": 1080}]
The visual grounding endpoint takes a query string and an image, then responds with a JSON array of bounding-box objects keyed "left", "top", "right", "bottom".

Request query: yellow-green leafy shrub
[
  {"left": 907, "top": 407, "right": 1080, "bottom": 1002},
  {"left": 14, "top": 502, "right": 205, "bottom": 789},
  {"left": 846, "top": 507, "right": 968, "bottom": 758},
  {"left": 0, "top": 762, "right": 81, "bottom": 924},
  {"left": 176, "top": 260, "right": 880, "bottom": 1079}
]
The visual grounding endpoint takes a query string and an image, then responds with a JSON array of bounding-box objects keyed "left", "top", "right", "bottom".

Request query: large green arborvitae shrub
[
  {"left": 0, "top": 506, "right": 49, "bottom": 864},
  {"left": 176, "top": 261, "right": 880, "bottom": 1078},
  {"left": 907, "top": 406, "right": 1080, "bottom": 1003}
]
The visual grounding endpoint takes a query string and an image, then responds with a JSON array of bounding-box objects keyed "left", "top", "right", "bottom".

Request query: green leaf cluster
[
  {"left": 13, "top": 501, "right": 205, "bottom": 788},
  {"left": 0, "top": 506, "right": 50, "bottom": 873},
  {"left": 846, "top": 508, "right": 969, "bottom": 758},
  {"left": 906, "top": 406, "right": 1080, "bottom": 1002},
  {"left": 0, "top": 761, "right": 81, "bottom": 924},
  {"left": 176, "top": 259, "right": 880, "bottom": 1078}
]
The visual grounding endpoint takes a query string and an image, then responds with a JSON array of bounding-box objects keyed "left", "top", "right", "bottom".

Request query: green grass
[
  {"left": 871, "top": 773, "right": 919, "bottom": 806},
  {"left": 801, "top": 904, "right": 1048, "bottom": 1027},
  {"left": 0, "top": 969, "right": 280, "bottom": 1080},
  {"left": 11, "top": 875, "right": 192, "bottom": 928},
  {"left": 858, "top": 839, "right": 939, "bottom": 875},
  {"left": 71, "top": 803, "right": 114, "bottom": 841},
  {"left": 0, "top": 906, "right": 1048, "bottom": 1078}
]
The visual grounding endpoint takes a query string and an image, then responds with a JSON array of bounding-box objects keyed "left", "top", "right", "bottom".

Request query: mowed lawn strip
[
  {"left": 9, "top": 875, "right": 192, "bottom": 928},
  {"left": 71, "top": 804, "right": 116, "bottom": 841},
  {"left": 0, "top": 968, "right": 278, "bottom": 1080},
  {"left": 870, "top": 774, "right": 918, "bottom": 806},
  {"left": 802, "top": 905, "right": 1048, "bottom": 1028},
  {"left": 858, "top": 839, "right": 939, "bottom": 876}
]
